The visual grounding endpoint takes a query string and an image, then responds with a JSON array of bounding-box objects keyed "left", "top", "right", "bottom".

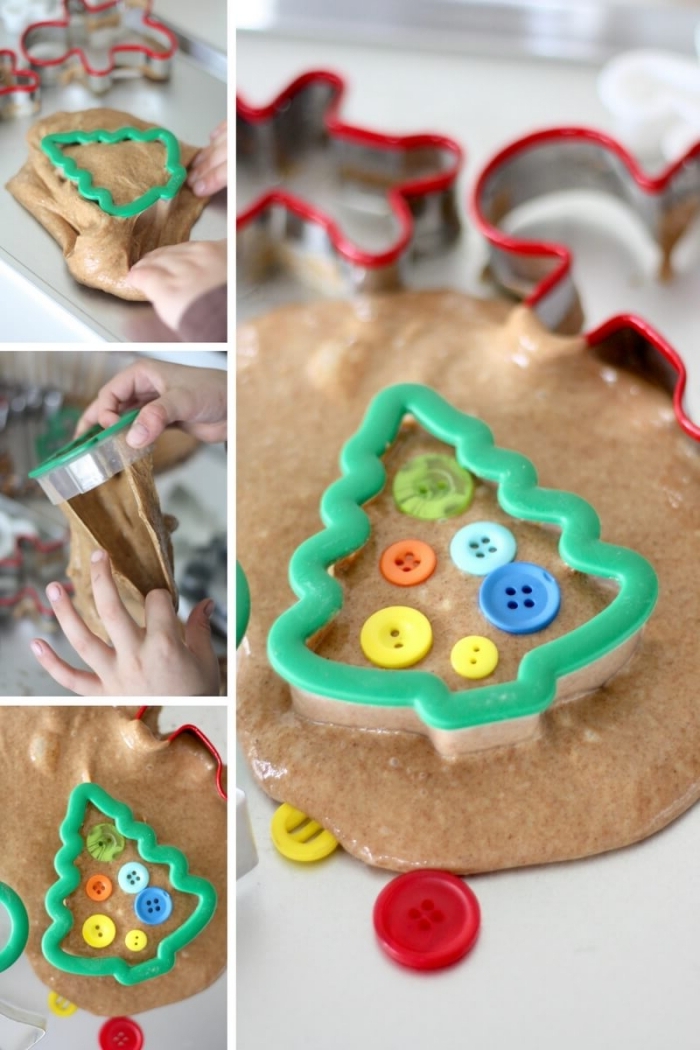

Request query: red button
[
  {"left": 373, "top": 870, "right": 480, "bottom": 970},
  {"left": 99, "top": 1017, "right": 144, "bottom": 1050}
]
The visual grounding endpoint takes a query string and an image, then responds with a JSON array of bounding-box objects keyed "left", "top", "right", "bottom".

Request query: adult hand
[
  {"left": 76, "top": 358, "right": 227, "bottom": 448},
  {"left": 30, "top": 551, "right": 221, "bottom": 696},
  {"left": 127, "top": 239, "right": 227, "bottom": 333},
  {"left": 188, "top": 120, "right": 227, "bottom": 197}
]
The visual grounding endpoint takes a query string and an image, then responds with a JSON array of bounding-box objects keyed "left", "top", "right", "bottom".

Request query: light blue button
[
  {"left": 479, "top": 562, "right": 560, "bottom": 635},
  {"left": 134, "top": 887, "right": 173, "bottom": 926},
  {"left": 450, "top": 521, "right": 517, "bottom": 576},
  {"left": 117, "top": 862, "right": 150, "bottom": 895}
]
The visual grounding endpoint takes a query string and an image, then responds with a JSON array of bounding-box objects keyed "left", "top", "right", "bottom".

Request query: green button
[
  {"left": 86, "top": 823, "right": 126, "bottom": 862},
  {"left": 393, "top": 453, "right": 474, "bottom": 520}
]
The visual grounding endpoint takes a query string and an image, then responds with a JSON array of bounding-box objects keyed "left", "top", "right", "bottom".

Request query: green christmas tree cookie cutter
[
  {"left": 40, "top": 126, "right": 187, "bottom": 218},
  {"left": 42, "top": 783, "right": 217, "bottom": 985},
  {"left": 0, "top": 882, "right": 29, "bottom": 972},
  {"left": 268, "top": 383, "right": 659, "bottom": 754}
]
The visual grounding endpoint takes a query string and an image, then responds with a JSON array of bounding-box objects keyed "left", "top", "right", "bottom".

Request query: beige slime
[
  {"left": 0, "top": 707, "right": 226, "bottom": 1015},
  {"left": 236, "top": 290, "right": 700, "bottom": 874}
]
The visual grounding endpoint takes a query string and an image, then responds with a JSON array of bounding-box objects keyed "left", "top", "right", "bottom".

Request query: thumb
[
  {"left": 126, "top": 389, "right": 194, "bottom": 447},
  {"left": 185, "top": 598, "right": 217, "bottom": 662}
]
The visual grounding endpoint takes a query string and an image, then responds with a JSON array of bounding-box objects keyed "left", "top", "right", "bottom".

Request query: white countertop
[{"left": 237, "top": 28, "right": 700, "bottom": 1050}]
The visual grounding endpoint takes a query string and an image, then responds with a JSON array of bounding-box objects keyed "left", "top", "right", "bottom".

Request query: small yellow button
[
  {"left": 271, "top": 803, "right": 338, "bottom": 863},
  {"left": 82, "top": 914, "right": 116, "bottom": 949},
  {"left": 125, "top": 929, "right": 148, "bottom": 952},
  {"left": 48, "top": 991, "right": 78, "bottom": 1017},
  {"left": 451, "top": 635, "right": 499, "bottom": 679},
  {"left": 360, "top": 606, "right": 432, "bottom": 669}
]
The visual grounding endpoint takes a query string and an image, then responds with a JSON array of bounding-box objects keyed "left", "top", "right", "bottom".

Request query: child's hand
[
  {"left": 188, "top": 120, "right": 227, "bottom": 196},
  {"left": 30, "top": 551, "right": 221, "bottom": 697},
  {"left": 76, "top": 358, "right": 227, "bottom": 447},
  {"left": 127, "top": 240, "right": 227, "bottom": 333}
]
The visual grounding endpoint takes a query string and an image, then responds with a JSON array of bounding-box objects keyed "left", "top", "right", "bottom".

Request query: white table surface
[{"left": 236, "top": 30, "right": 700, "bottom": 1050}]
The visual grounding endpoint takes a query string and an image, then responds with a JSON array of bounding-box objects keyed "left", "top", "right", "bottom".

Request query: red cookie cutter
[
  {"left": 237, "top": 69, "right": 463, "bottom": 294},
  {"left": 0, "top": 532, "right": 73, "bottom": 620},
  {"left": 0, "top": 49, "right": 40, "bottom": 120},
  {"left": 135, "top": 707, "right": 227, "bottom": 802},
  {"left": 21, "top": 0, "right": 177, "bottom": 94},
  {"left": 472, "top": 125, "right": 700, "bottom": 443}
]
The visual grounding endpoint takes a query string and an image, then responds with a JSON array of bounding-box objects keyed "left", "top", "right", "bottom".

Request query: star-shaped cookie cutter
[
  {"left": 237, "top": 69, "right": 463, "bottom": 295},
  {"left": 0, "top": 50, "right": 40, "bottom": 120},
  {"left": 472, "top": 126, "right": 700, "bottom": 443},
  {"left": 268, "top": 383, "right": 658, "bottom": 758},
  {"left": 21, "top": 0, "right": 177, "bottom": 94}
]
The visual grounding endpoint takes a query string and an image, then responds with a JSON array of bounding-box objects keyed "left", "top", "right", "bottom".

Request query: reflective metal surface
[
  {"left": 238, "top": 1, "right": 699, "bottom": 65},
  {"left": 0, "top": 23, "right": 226, "bottom": 343}
]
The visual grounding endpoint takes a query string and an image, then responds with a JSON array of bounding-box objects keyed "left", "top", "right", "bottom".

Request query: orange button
[
  {"left": 380, "top": 540, "right": 437, "bottom": 587},
  {"left": 85, "top": 874, "right": 113, "bottom": 903}
]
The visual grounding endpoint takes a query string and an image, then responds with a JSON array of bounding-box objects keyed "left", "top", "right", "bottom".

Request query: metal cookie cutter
[
  {"left": 237, "top": 69, "right": 463, "bottom": 295},
  {"left": 472, "top": 126, "right": 700, "bottom": 443},
  {"left": 0, "top": 998, "right": 46, "bottom": 1049},
  {"left": 21, "top": 0, "right": 177, "bottom": 94},
  {"left": 28, "top": 407, "right": 150, "bottom": 504},
  {"left": 0, "top": 496, "right": 72, "bottom": 621},
  {"left": 0, "top": 49, "right": 40, "bottom": 119},
  {"left": 135, "top": 706, "right": 227, "bottom": 801}
]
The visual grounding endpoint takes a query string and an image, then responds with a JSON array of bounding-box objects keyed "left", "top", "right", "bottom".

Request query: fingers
[
  {"left": 90, "top": 550, "right": 141, "bottom": 649},
  {"left": 209, "top": 119, "right": 227, "bottom": 141},
  {"left": 126, "top": 387, "right": 196, "bottom": 448},
  {"left": 30, "top": 638, "right": 103, "bottom": 696},
  {"left": 144, "top": 588, "right": 181, "bottom": 638},
  {"left": 188, "top": 142, "right": 227, "bottom": 196},
  {"left": 73, "top": 363, "right": 165, "bottom": 437},
  {"left": 44, "top": 581, "right": 113, "bottom": 673},
  {"left": 184, "top": 598, "right": 216, "bottom": 661}
]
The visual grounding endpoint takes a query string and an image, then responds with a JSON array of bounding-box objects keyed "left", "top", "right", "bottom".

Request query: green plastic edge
[
  {"left": 0, "top": 882, "right": 29, "bottom": 972},
  {"left": 236, "top": 561, "right": 251, "bottom": 649},
  {"left": 267, "top": 382, "right": 659, "bottom": 733},
  {"left": 29, "top": 408, "right": 140, "bottom": 480},
  {"left": 40, "top": 127, "right": 187, "bottom": 218},
  {"left": 42, "top": 783, "right": 217, "bottom": 985}
]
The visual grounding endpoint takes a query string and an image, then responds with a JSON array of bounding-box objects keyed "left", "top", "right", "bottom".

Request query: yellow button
[
  {"left": 360, "top": 606, "right": 432, "bottom": 669},
  {"left": 271, "top": 803, "right": 338, "bottom": 863},
  {"left": 451, "top": 635, "right": 499, "bottom": 679},
  {"left": 125, "top": 929, "right": 148, "bottom": 952},
  {"left": 82, "top": 914, "right": 116, "bottom": 949},
  {"left": 48, "top": 991, "right": 78, "bottom": 1018}
]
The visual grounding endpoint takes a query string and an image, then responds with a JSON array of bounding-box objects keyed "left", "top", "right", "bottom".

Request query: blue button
[
  {"left": 479, "top": 562, "right": 560, "bottom": 635},
  {"left": 450, "top": 521, "right": 517, "bottom": 576},
  {"left": 134, "top": 887, "right": 173, "bottom": 926},
  {"left": 117, "top": 862, "right": 150, "bottom": 895}
]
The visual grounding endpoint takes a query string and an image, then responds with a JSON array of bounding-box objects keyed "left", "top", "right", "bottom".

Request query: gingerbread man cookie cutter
[
  {"left": 0, "top": 500, "right": 72, "bottom": 621},
  {"left": 237, "top": 69, "right": 463, "bottom": 295},
  {"left": 472, "top": 126, "right": 700, "bottom": 443},
  {"left": 21, "top": 0, "right": 177, "bottom": 94},
  {"left": 0, "top": 49, "right": 40, "bottom": 119}
]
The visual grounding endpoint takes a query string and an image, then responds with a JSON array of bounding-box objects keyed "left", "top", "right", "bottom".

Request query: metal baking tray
[{"left": 0, "top": 23, "right": 226, "bottom": 343}]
